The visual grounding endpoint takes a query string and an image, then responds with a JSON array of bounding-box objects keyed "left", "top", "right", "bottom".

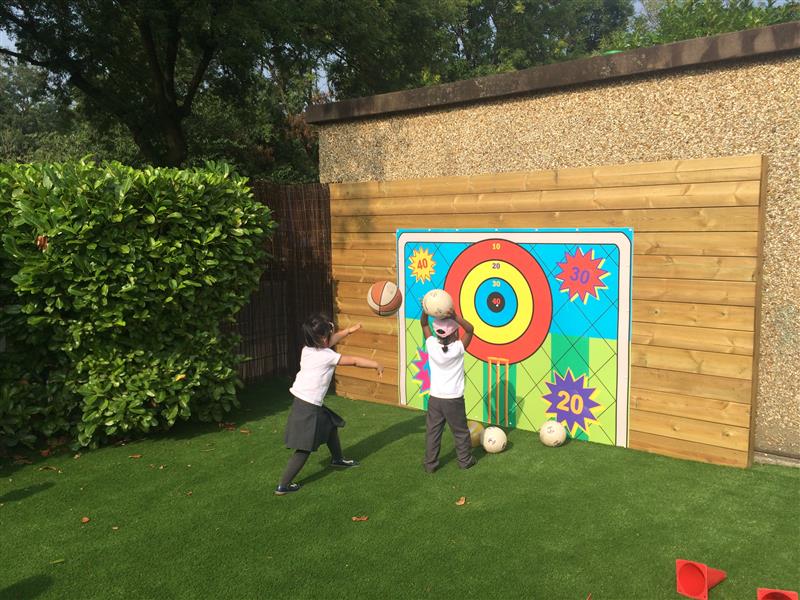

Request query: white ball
[
  {"left": 481, "top": 426, "right": 507, "bottom": 454},
  {"left": 539, "top": 421, "right": 567, "bottom": 447},
  {"left": 422, "top": 289, "right": 454, "bottom": 318}
]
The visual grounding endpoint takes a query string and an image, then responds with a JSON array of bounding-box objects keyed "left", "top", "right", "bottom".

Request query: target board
[{"left": 397, "top": 229, "right": 633, "bottom": 447}]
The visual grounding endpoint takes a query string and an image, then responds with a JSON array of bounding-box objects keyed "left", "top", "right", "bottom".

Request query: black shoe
[
  {"left": 331, "top": 458, "right": 360, "bottom": 468},
  {"left": 275, "top": 483, "right": 301, "bottom": 495},
  {"left": 460, "top": 457, "right": 477, "bottom": 470}
]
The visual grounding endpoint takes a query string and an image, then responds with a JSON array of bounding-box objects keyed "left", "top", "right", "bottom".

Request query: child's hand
[
  {"left": 348, "top": 323, "right": 362, "bottom": 335},
  {"left": 376, "top": 363, "right": 385, "bottom": 377}
]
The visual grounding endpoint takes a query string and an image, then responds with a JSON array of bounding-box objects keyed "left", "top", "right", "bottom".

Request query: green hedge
[{"left": 0, "top": 160, "right": 274, "bottom": 447}]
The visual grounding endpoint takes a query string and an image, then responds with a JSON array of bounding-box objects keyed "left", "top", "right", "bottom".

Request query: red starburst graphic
[{"left": 554, "top": 248, "right": 609, "bottom": 303}]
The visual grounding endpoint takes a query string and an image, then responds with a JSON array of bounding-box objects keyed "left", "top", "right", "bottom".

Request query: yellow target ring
[{"left": 459, "top": 260, "right": 533, "bottom": 345}]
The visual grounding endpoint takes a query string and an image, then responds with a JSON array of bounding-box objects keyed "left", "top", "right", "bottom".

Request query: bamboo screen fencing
[
  {"left": 329, "top": 155, "right": 766, "bottom": 468},
  {"left": 233, "top": 182, "right": 333, "bottom": 382}
]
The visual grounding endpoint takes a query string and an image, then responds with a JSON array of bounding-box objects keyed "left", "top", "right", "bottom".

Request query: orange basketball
[{"left": 367, "top": 281, "right": 402, "bottom": 316}]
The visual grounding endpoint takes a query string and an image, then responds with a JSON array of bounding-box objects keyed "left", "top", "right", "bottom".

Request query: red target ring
[{"left": 444, "top": 239, "right": 552, "bottom": 364}]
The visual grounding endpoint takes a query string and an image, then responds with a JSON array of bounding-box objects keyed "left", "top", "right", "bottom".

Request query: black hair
[{"left": 302, "top": 313, "right": 334, "bottom": 349}]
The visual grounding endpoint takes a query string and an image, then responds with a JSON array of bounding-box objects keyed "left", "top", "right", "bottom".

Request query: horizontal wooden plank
[
  {"left": 330, "top": 180, "right": 760, "bottom": 216},
  {"left": 630, "top": 408, "right": 749, "bottom": 451},
  {"left": 335, "top": 312, "right": 399, "bottom": 336},
  {"left": 333, "top": 249, "right": 397, "bottom": 269},
  {"left": 632, "top": 300, "right": 755, "bottom": 331},
  {"left": 332, "top": 232, "right": 395, "bottom": 250},
  {"left": 335, "top": 281, "right": 374, "bottom": 299},
  {"left": 630, "top": 388, "right": 750, "bottom": 427},
  {"left": 631, "top": 344, "right": 752, "bottom": 380},
  {"left": 630, "top": 366, "right": 751, "bottom": 403},
  {"left": 329, "top": 156, "right": 762, "bottom": 199},
  {"left": 333, "top": 329, "right": 397, "bottom": 351},
  {"left": 633, "top": 255, "right": 756, "bottom": 282},
  {"left": 332, "top": 234, "right": 760, "bottom": 273},
  {"left": 337, "top": 364, "right": 398, "bottom": 386},
  {"left": 631, "top": 322, "right": 753, "bottom": 356},
  {"left": 337, "top": 297, "right": 378, "bottom": 317},
  {"left": 333, "top": 253, "right": 757, "bottom": 282},
  {"left": 332, "top": 206, "right": 758, "bottom": 233},
  {"left": 633, "top": 278, "right": 756, "bottom": 307},
  {"left": 334, "top": 344, "right": 398, "bottom": 369},
  {"left": 335, "top": 375, "right": 399, "bottom": 405},
  {"left": 333, "top": 265, "right": 397, "bottom": 283},
  {"left": 634, "top": 232, "right": 758, "bottom": 257},
  {"left": 629, "top": 430, "right": 748, "bottom": 468}
]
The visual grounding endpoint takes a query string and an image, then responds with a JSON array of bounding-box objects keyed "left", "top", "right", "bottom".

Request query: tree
[
  {"left": 0, "top": 1, "right": 287, "bottom": 166},
  {"left": 601, "top": 0, "right": 800, "bottom": 51},
  {"left": 440, "top": 0, "right": 634, "bottom": 81}
]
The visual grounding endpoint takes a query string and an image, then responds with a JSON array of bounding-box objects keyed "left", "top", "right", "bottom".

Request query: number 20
[{"left": 557, "top": 390, "right": 584, "bottom": 414}]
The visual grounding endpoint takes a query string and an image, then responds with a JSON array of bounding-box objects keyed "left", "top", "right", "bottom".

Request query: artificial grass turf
[{"left": 1, "top": 380, "right": 798, "bottom": 600}]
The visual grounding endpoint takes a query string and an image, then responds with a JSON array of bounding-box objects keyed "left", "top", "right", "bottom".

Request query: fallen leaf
[
  {"left": 129, "top": 454, "right": 143, "bottom": 459},
  {"left": 12, "top": 455, "right": 32, "bottom": 465},
  {"left": 186, "top": 491, "right": 193, "bottom": 496},
  {"left": 239, "top": 428, "right": 251, "bottom": 435},
  {"left": 73, "top": 453, "right": 81, "bottom": 460},
  {"left": 50, "top": 559, "right": 65, "bottom": 565},
  {"left": 37, "top": 466, "right": 61, "bottom": 473},
  {"left": 40, "top": 449, "right": 51, "bottom": 457},
  {"left": 158, "top": 464, "right": 166, "bottom": 470},
  {"left": 219, "top": 422, "right": 236, "bottom": 431},
  {"left": 351, "top": 516, "right": 369, "bottom": 522},
  {"left": 112, "top": 526, "right": 119, "bottom": 531},
  {"left": 455, "top": 496, "right": 466, "bottom": 506},
  {"left": 81, "top": 517, "right": 90, "bottom": 524}
]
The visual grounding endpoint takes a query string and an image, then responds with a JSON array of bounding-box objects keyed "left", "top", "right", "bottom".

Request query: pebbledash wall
[{"left": 306, "top": 23, "right": 800, "bottom": 461}]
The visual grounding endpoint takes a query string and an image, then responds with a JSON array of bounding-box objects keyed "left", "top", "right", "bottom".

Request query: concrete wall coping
[{"left": 305, "top": 21, "right": 800, "bottom": 124}]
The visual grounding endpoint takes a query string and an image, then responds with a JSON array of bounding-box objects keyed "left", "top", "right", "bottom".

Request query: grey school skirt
[{"left": 284, "top": 396, "right": 346, "bottom": 452}]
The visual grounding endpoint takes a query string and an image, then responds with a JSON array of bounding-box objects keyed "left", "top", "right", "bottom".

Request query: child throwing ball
[
  {"left": 420, "top": 307, "right": 477, "bottom": 472},
  {"left": 276, "top": 313, "right": 384, "bottom": 495}
]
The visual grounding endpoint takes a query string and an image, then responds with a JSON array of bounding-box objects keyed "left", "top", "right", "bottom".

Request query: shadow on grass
[
  {"left": 0, "top": 575, "right": 52, "bottom": 600},
  {"left": 297, "top": 413, "right": 427, "bottom": 487},
  {"left": 0, "top": 482, "right": 55, "bottom": 504},
  {"left": 151, "top": 378, "right": 294, "bottom": 443},
  {"left": 1, "top": 378, "right": 294, "bottom": 476}
]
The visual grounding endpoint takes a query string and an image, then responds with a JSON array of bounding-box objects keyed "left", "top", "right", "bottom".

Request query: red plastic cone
[
  {"left": 758, "top": 589, "right": 799, "bottom": 600},
  {"left": 676, "top": 560, "right": 727, "bottom": 600}
]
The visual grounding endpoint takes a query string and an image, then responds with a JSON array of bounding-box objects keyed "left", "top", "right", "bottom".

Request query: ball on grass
[
  {"left": 539, "top": 421, "right": 567, "bottom": 447},
  {"left": 481, "top": 426, "right": 507, "bottom": 454},
  {"left": 422, "top": 289, "right": 454, "bottom": 319},
  {"left": 467, "top": 421, "right": 484, "bottom": 448}
]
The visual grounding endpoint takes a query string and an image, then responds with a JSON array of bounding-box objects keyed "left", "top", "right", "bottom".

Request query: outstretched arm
[
  {"left": 329, "top": 323, "right": 362, "bottom": 347},
  {"left": 450, "top": 312, "right": 474, "bottom": 348},
  {"left": 420, "top": 310, "right": 432, "bottom": 339},
  {"left": 338, "top": 355, "right": 384, "bottom": 376}
]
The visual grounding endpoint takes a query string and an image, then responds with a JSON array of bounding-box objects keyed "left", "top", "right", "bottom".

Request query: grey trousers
[{"left": 424, "top": 395, "right": 474, "bottom": 472}]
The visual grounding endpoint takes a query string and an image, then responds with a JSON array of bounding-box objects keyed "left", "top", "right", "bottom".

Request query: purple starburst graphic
[
  {"left": 412, "top": 348, "right": 430, "bottom": 396},
  {"left": 542, "top": 369, "right": 601, "bottom": 436}
]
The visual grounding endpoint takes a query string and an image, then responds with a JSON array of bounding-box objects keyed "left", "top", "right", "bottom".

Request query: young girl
[
  {"left": 420, "top": 308, "right": 477, "bottom": 473},
  {"left": 276, "top": 313, "right": 384, "bottom": 495}
]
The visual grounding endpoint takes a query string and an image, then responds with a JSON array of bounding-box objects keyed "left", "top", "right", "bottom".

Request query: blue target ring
[{"left": 475, "top": 278, "right": 518, "bottom": 327}]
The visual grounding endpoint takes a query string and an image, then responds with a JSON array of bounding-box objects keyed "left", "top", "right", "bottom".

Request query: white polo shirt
[
  {"left": 425, "top": 336, "right": 465, "bottom": 399},
  {"left": 289, "top": 346, "right": 341, "bottom": 406}
]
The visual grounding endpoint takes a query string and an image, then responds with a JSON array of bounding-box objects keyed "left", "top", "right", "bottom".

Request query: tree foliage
[
  {"left": 0, "top": 1, "right": 288, "bottom": 166},
  {"left": 601, "top": 0, "right": 800, "bottom": 51}
]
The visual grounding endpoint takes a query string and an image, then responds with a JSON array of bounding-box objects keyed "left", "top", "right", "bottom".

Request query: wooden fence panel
[{"left": 330, "top": 154, "right": 765, "bottom": 467}]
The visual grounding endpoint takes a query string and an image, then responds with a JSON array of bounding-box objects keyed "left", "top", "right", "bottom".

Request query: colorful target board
[{"left": 398, "top": 229, "right": 633, "bottom": 447}]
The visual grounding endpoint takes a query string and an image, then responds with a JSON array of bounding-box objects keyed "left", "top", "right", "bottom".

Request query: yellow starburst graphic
[{"left": 409, "top": 247, "right": 436, "bottom": 283}]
